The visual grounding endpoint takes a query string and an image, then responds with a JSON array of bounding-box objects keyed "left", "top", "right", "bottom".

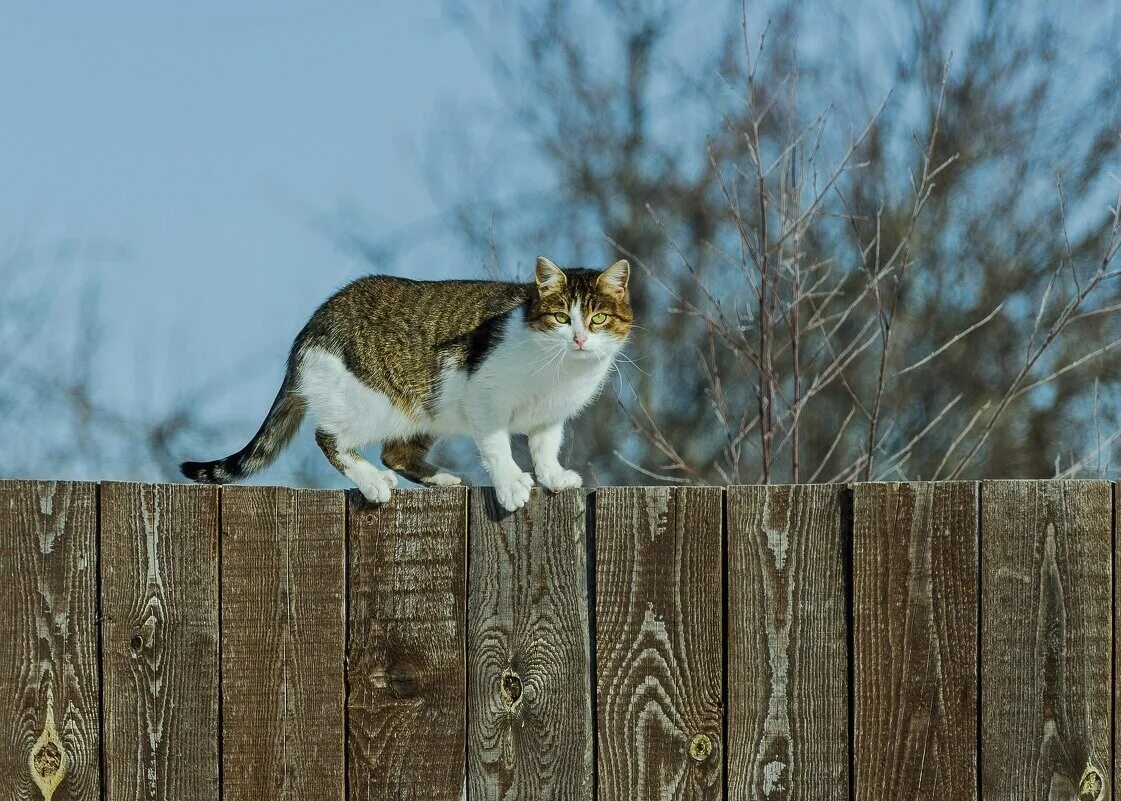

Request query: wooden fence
[{"left": 0, "top": 479, "right": 1114, "bottom": 801}]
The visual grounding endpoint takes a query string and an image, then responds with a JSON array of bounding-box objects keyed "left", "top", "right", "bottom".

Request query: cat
[{"left": 180, "top": 256, "right": 633, "bottom": 511}]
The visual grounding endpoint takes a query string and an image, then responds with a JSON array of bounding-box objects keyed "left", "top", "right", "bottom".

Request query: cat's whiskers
[
  {"left": 524, "top": 339, "right": 564, "bottom": 367},
  {"left": 592, "top": 349, "right": 631, "bottom": 399},
  {"left": 552, "top": 343, "right": 569, "bottom": 384},
  {"left": 612, "top": 350, "right": 649, "bottom": 377},
  {"left": 527, "top": 342, "right": 568, "bottom": 377}
]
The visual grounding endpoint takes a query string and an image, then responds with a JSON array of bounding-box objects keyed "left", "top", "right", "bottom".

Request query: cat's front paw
[
  {"left": 493, "top": 471, "right": 534, "bottom": 511},
  {"left": 354, "top": 467, "right": 397, "bottom": 504},
  {"left": 538, "top": 468, "right": 583, "bottom": 492}
]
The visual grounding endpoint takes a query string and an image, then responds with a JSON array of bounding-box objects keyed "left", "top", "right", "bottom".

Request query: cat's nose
[{"left": 573, "top": 332, "right": 587, "bottom": 349}]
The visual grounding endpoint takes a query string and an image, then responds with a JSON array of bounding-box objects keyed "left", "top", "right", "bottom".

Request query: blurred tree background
[
  {"left": 422, "top": 0, "right": 1121, "bottom": 483},
  {"left": 3, "top": 0, "right": 1120, "bottom": 485}
]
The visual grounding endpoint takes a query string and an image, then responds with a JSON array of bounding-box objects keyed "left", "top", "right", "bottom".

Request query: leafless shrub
[
  {"left": 624, "top": 40, "right": 1121, "bottom": 483},
  {"left": 442, "top": 0, "right": 1121, "bottom": 483}
]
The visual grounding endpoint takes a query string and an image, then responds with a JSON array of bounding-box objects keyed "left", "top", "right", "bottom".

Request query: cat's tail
[{"left": 180, "top": 368, "right": 306, "bottom": 484}]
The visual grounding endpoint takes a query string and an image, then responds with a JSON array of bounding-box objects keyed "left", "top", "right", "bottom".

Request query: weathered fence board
[
  {"left": 347, "top": 487, "right": 467, "bottom": 801},
  {"left": 0, "top": 481, "right": 100, "bottom": 801},
  {"left": 0, "top": 479, "right": 1117, "bottom": 801},
  {"left": 467, "top": 487, "right": 593, "bottom": 801},
  {"left": 221, "top": 486, "right": 346, "bottom": 801},
  {"left": 853, "top": 481, "right": 978, "bottom": 801},
  {"left": 595, "top": 486, "right": 724, "bottom": 801},
  {"left": 981, "top": 480, "right": 1112, "bottom": 800},
  {"left": 100, "top": 482, "right": 219, "bottom": 801},
  {"left": 726, "top": 484, "right": 848, "bottom": 801}
]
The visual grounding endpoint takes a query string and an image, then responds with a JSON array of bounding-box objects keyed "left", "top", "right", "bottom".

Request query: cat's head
[{"left": 529, "top": 256, "right": 633, "bottom": 357}]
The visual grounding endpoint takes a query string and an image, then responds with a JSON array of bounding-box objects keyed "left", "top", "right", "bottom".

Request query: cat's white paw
[
  {"left": 538, "top": 469, "right": 583, "bottom": 492},
  {"left": 494, "top": 471, "right": 534, "bottom": 511},
  {"left": 425, "top": 472, "right": 463, "bottom": 487},
  {"left": 354, "top": 467, "right": 397, "bottom": 503}
]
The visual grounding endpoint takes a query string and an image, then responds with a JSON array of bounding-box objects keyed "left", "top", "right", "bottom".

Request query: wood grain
[
  {"left": 347, "top": 488, "right": 467, "bottom": 801},
  {"left": 220, "top": 486, "right": 346, "bottom": 801},
  {"left": 853, "top": 481, "right": 977, "bottom": 801},
  {"left": 594, "top": 486, "right": 723, "bottom": 801},
  {"left": 0, "top": 480, "right": 100, "bottom": 801},
  {"left": 981, "top": 480, "right": 1111, "bottom": 800},
  {"left": 467, "top": 488, "right": 593, "bottom": 801},
  {"left": 100, "top": 482, "right": 219, "bottom": 801},
  {"left": 726, "top": 484, "right": 848, "bottom": 801}
]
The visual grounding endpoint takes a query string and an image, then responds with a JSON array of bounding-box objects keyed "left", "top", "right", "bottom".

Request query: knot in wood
[
  {"left": 500, "top": 667, "right": 523, "bottom": 711},
  {"left": 688, "top": 733, "right": 713, "bottom": 762},
  {"left": 32, "top": 741, "right": 62, "bottom": 779},
  {"left": 132, "top": 612, "right": 158, "bottom": 654},
  {"left": 1079, "top": 766, "right": 1105, "bottom": 801},
  {"left": 29, "top": 694, "right": 67, "bottom": 801},
  {"left": 387, "top": 662, "right": 420, "bottom": 699}
]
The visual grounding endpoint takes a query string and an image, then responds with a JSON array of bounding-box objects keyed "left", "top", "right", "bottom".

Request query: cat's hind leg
[
  {"left": 316, "top": 428, "right": 397, "bottom": 503},
  {"left": 381, "top": 436, "right": 462, "bottom": 487}
]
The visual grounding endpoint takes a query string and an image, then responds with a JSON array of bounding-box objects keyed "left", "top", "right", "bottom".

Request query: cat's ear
[
  {"left": 535, "top": 256, "right": 566, "bottom": 294},
  {"left": 597, "top": 259, "right": 630, "bottom": 297}
]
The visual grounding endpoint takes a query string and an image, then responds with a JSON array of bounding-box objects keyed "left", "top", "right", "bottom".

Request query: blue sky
[
  {"left": 3, "top": 2, "right": 1117, "bottom": 483},
  {"left": 1, "top": 3, "right": 496, "bottom": 423}
]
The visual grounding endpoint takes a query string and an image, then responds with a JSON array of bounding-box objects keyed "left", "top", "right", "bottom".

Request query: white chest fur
[
  {"left": 433, "top": 331, "right": 615, "bottom": 435},
  {"left": 297, "top": 330, "right": 617, "bottom": 448}
]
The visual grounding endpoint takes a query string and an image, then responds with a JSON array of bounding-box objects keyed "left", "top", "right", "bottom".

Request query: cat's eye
[
  {"left": 552, "top": 312, "right": 571, "bottom": 324},
  {"left": 590, "top": 313, "right": 608, "bottom": 325}
]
